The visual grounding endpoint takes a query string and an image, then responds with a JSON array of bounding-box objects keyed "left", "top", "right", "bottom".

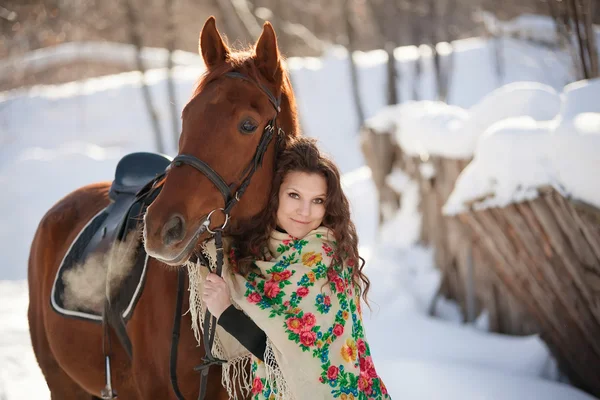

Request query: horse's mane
[{"left": 184, "top": 48, "right": 300, "bottom": 146}]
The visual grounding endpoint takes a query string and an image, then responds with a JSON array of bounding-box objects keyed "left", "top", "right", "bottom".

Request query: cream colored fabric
[{"left": 187, "top": 227, "right": 390, "bottom": 400}]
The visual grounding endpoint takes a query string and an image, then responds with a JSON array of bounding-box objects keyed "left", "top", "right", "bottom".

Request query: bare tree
[
  {"left": 581, "top": 0, "right": 598, "bottom": 77},
  {"left": 210, "top": 0, "right": 248, "bottom": 45},
  {"left": 366, "top": 0, "right": 400, "bottom": 105},
  {"left": 253, "top": 3, "right": 325, "bottom": 54},
  {"left": 124, "top": 0, "right": 164, "bottom": 153},
  {"left": 344, "top": 0, "right": 365, "bottom": 128},
  {"left": 429, "top": 0, "right": 456, "bottom": 102},
  {"left": 229, "top": 0, "right": 262, "bottom": 41},
  {"left": 548, "top": 0, "right": 599, "bottom": 80},
  {"left": 165, "top": 0, "right": 180, "bottom": 152}
]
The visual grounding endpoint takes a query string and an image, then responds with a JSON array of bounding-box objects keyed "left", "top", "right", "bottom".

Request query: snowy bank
[
  {"left": 444, "top": 78, "right": 600, "bottom": 214},
  {"left": 0, "top": 41, "right": 204, "bottom": 79},
  {"left": 364, "top": 82, "right": 561, "bottom": 160}
]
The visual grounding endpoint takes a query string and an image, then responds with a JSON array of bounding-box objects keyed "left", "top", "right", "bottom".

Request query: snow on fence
[{"left": 362, "top": 79, "right": 600, "bottom": 397}]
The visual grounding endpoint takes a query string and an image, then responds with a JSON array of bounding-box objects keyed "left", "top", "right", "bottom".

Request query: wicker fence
[{"left": 361, "top": 126, "right": 600, "bottom": 397}]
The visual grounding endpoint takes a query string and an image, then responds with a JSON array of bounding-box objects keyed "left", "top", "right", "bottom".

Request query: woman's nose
[{"left": 297, "top": 201, "right": 311, "bottom": 216}]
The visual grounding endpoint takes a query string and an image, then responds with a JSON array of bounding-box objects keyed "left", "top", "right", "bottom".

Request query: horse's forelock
[{"left": 184, "top": 48, "right": 297, "bottom": 135}]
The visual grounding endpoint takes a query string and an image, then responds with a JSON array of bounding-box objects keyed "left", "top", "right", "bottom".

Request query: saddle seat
[{"left": 51, "top": 152, "right": 171, "bottom": 326}]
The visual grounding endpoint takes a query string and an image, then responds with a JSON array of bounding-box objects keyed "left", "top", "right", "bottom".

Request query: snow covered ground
[{"left": 1, "top": 21, "right": 598, "bottom": 399}]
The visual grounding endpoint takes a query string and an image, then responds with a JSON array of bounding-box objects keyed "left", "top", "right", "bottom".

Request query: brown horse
[{"left": 28, "top": 17, "right": 299, "bottom": 399}]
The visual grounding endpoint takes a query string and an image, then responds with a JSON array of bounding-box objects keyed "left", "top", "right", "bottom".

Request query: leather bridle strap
[
  {"left": 225, "top": 71, "right": 281, "bottom": 112},
  {"left": 168, "top": 71, "right": 283, "bottom": 400},
  {"left": 171, "top": 154, "right": 232, "bottom": 201},
  {"left": 193, "top": 230, "right": 226, "bottom": 400}
]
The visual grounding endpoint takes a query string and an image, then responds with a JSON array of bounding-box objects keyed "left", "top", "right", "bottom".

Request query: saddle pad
[{"left": 50, "top": 207, "right": 149, "bottom": 323}]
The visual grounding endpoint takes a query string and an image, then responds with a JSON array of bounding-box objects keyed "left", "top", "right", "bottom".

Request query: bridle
[{"left": 152, "top": 71, "right": 284, "bottom": 400}]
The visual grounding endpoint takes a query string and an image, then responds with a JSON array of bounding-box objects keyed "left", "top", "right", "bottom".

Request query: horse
[{"left": 28, "top": 16, "right": 299, "bottom": 399}]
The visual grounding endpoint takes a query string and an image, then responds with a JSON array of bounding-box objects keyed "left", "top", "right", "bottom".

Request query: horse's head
[{"left": 143, "top": 17, "right": 299, "bottom": 266}]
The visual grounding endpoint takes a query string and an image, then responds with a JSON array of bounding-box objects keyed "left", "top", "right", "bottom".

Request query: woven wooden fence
[
  {"left": 361, "top": 127, "right": 537, "bottom": 334},
  {"left": 458, "top": 190, "right": 600, "bottom": 396},
  {"left": 362, "top": 125, "right": 600, "bottom": 396}
]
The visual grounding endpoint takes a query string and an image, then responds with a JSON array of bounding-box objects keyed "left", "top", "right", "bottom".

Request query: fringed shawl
[{"left": 187, "top": 227, "right": 390, "bottom": 399}]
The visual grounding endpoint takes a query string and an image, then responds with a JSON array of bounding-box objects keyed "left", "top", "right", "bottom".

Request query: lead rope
[{"left": 193, "top": 229, "right": 226, "bottom": 400}]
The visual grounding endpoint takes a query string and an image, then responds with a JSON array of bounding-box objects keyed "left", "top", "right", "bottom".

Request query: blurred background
[
  {"left": 2, "top": 0, "right": 598, "bottom": 89},
  {"left": 1, "top": 1, "right": 600, "bottom": 399}
]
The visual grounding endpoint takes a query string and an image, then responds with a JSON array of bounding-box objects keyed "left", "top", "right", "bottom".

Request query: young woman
[{"left": 201, "top": 137, "right": 390, "bottom": 399}]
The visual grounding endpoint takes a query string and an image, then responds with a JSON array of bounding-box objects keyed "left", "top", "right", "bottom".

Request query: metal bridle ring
[{"left": 203, "top": 208, "right": 230, "bottom": 234}]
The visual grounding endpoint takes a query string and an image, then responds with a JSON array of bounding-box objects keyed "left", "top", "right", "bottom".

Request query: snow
[
  {"left": 366, "top": 82, "right": 561, "bottom": 160},
  {"left": 0, "top": 41, "right": 203, "bottom": 79},
  {"left": 549, "top": 79, "right": 600, "bottom": 209},
  {"left": 444, "top": 78, "right": 600, "bottom": 214},
  {"left": 367, "top": 101, "right": 469, "bottom": 159},
  {"left": 1, "top": 33, "right": 598, "bottom": 399}
]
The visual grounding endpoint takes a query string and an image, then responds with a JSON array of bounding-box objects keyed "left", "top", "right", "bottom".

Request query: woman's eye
[
  {"left": 239, "top": 118, "right": 258, "bottom": 134},
  {"left": 288, "top": 192, "right": 299, "bottom": 199},
  {"left": 313, "top": 198, "right": 324, "bottom": 204}
]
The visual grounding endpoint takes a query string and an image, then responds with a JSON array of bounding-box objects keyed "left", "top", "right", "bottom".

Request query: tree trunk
[
  {"left": 582, "top": 0, "right": 599, "bottom": 77},
  {"left": 365, "top": 0, "right": 399, "bottom": 105},
  {"left": 211, "top": 0, "right": 250, "bottom": 44},
  {"left": 124, "top": 0, "right": 164, "bottom": 153},
  {"left": 344, "top": 0, "right": 365, "bottom": 128},
  {"left": 165, "top": 0, "right": 180, "bottom": 152},
  {"left": 229, "top": 0, "right": 262, "bottom": 41}
]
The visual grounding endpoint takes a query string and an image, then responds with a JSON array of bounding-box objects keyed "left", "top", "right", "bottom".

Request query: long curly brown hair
[{"left": 232, "top": 137, "right": 371, "bottom": 303}]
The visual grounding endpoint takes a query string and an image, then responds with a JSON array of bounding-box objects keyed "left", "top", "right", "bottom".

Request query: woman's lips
[{"left": 291, "top": 218, "right": 310, "bottom": 225}]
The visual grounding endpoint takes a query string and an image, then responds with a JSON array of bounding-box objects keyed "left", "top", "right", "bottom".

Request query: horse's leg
[{"left": 28, "top": 219, "right": 94, "bottom": 400}]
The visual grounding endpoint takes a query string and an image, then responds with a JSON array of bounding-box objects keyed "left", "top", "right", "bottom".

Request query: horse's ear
[
  {"left": 254, "top": 22, "right": 280, "bottom": 81},
  {"left": 199, "top": 16, "right": 229, "bottom": 68}
]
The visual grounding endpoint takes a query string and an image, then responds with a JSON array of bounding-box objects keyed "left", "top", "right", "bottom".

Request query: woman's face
[{"left": 276, "top": 171, "right": 327, "bottom": 238}]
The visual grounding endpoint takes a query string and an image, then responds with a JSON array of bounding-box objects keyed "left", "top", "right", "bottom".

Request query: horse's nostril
[{"left": 162, "top": 214, "right": 186, "bottom": 246}]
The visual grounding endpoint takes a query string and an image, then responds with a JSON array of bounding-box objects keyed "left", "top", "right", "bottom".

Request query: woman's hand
[{"left": 202, "top": 273, "right": 232, "bottom": 319}]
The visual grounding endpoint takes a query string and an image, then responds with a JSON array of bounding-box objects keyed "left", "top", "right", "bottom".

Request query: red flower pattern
[
  {"left": 302, "top": 313, "right": 316, "bottom": 330},
  {"left": 357, "top": 338, "right": 367, "bottom": 355},
  {"left": 358, "top": 372, "right": 373, "bottom": 394},
  {"left": 247, "top": 292, "right": 261, "bottom": 304},
  {"left": 286, "top": 317, "right": 303, "bottom": 334},
  {"left": 359, "top": 356, "right": 378, "bottom": 378},
  {"left": 300, "top": 330, "right": 316, "bottom": 347},
  {"left": 333, "top": 323, "right": 344, "bottom": 337},
  {"left": 263, "top": 280, "right": 280, "bottom": 298},
  {"left": 327, "top": 365, "right": 339, "bottom": 380},
  {"left": 252, "top": 377, "right": 263, "bottom": 394}
]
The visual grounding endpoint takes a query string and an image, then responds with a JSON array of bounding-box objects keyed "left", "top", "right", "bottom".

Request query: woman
[{"left": 199, "top": 137, "right": 389, "bottom": 399}]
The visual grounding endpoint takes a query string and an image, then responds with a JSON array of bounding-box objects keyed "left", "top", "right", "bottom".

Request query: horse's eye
[{"left": 239, "top": 118, "right": 258, "bottom": 134}]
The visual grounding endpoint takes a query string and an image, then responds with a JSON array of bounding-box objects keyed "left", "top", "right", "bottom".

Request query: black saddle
[{"left": 51, "top": 152, "right": 171, "bottom": 356}]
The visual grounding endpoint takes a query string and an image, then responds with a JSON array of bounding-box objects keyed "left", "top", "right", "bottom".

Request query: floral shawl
[{"left": 189, "top": 227, "right": 390, "bottom": 400}]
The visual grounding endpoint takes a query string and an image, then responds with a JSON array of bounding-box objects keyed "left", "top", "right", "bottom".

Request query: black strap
[
  {"left": 223, "top": 123, "right": 276, "bottom": 216},
  {"left": 193, "top": 230, "right": 226, "bottom": 400},
  {"left": 170, "top": 268, "right": 187, "bottom": 400},
  {"left": 225, "top": 72, "right": 281, "bottom": 112},
  {"left": 171, "top": 154, "right": 232, "bottom": 202}
]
